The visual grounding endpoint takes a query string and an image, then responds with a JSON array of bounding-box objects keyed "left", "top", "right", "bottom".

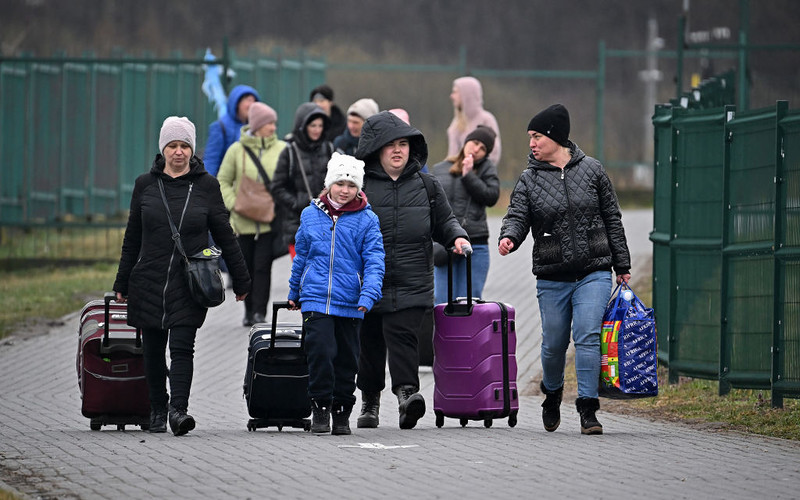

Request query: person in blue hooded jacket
[
  {"left": 288, "top": 152, "right": 385, "bottom": 436},
  {"left": 203, "top": 84, "right": 260, "bottom": 177}
]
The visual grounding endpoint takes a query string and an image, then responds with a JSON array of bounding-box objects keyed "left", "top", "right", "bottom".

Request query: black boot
[
  {"left": 168, "top": 406, "right": 196, "bottom": 436},
  {"left": 356, "top": 391, "right": 380, "bottom": 428},
  {"left": 331, "top": 403, "right": 352, "bottom": 436},
  {"left": 394, "top": 385, "right": 426, "bottom": 430},
  {"left": 149, "top": 406, "right": 168, "bottom": 433},
  {"left": 311, "top": 399, "right": 331, "bottom": 434},
  {"left": 242, "top": 313, "right": 254, "bottom": 327},
  {"left": 540, "top": 382, "right": 563, "bottom": 432},
  {"left": 576, "top": 397, "right": 603, "bottom": 435}
]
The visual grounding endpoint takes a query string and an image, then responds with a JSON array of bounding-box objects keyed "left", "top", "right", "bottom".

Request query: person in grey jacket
[
  {"left": 354, "top": 111, "right": 470, "bottom": 430},
  {"left": 431, "top": 125, "right": 500, "bottom": 304},
  {"left": 498, "top": 104, "right": 631, "bottom": 436}
]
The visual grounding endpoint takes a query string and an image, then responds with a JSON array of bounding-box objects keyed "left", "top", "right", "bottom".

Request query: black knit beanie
[
  {"left": 309, "top": 84, "right": 334, "bottom": 102},
  {"left": 527, "top": 104, "right": 570, "bottom": 146},
  {"left": 464, "top": 125, "right": 496, "bottom": 156}
]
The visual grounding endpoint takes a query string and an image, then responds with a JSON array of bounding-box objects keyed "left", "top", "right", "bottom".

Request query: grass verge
[{"left": 0, "top": 263, "right": 118, "bottom": 339}]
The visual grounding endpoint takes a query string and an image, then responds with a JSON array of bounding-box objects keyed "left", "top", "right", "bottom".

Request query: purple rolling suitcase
[{"left": 433, "top": 249, "right": 519, "bottom": 428}]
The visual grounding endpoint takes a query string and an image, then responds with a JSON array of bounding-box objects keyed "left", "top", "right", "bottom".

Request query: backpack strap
[
  {"left": 218, "top": 120, "right": 228, "bottom": 146},
  {"left": 418, "top": 171, "right": 436, "bottom": 234}
]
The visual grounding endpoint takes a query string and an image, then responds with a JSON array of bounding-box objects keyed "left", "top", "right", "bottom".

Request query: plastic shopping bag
[{"left": 599, "top": 283, "right": 658, "bottom": 399}]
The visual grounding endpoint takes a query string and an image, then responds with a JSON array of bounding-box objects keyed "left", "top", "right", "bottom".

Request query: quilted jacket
[{"left": 499, "top": 142, "right": 630, "bottom": 281}]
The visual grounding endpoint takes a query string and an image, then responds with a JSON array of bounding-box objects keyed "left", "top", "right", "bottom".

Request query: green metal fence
[
  {"left": 0, "top": 50, "right": 323, "bottom": 226},
  {"left": 651, "top": 99, "right": 800, "bottom": 406}
]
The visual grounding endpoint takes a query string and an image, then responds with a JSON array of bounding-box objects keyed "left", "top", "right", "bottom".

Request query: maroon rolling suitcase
[
  {"left": 433, "top": 249, "right": 519, "bottom": 428},
  {"left": 77, "top": 292, "right": 150, "bottom": 431}
]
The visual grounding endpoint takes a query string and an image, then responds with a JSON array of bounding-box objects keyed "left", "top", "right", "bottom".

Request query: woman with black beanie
[{"left": 498, "top": 104, "right": 631, "bottom": 436}]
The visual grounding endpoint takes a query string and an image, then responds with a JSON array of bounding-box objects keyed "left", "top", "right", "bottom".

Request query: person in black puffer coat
[
  {"left": 271, "top": 102, "right": 333, "bottom": 256},
  {"left": 114, "top": 116, "right": 251, "bottom": 436},
  {"left": 431, "top": 125, "right": 500, "bottom": 305},
  {"left": 498, "top": 104, "right": 631, "bottom": 437},
  {"left": 354, "top": 111, "right": 469, "bottom": 430}
]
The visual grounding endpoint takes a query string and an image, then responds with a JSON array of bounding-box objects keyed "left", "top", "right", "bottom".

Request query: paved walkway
[{"left": 2, "top": 210, "right": 800, "bottom": 499}]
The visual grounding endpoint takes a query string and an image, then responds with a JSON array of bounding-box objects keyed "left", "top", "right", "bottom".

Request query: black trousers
[
  {"left": 141, "top": 327, "right": 197, "bottom": 412},
  {"left": 303, "top": 311, "right": 362, "bottom": 409},
  {"left": 356, "top": 307, "right": 429, "bottom": 394},
  {"left": 237, "top": 232, "right": 275, "bottom": 318}
]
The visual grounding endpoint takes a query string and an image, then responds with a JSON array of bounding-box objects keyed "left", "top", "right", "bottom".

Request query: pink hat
[
  {"left": 248, "top": 102, "right": 278, "bottom": 132},
  {"left": 389, "top": 108, "right": 410, "bottom": 125}
]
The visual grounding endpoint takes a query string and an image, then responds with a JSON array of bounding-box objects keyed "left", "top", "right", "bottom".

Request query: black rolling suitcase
[{"left": 243, "top": 301, "right": 311, "bottom": 431}]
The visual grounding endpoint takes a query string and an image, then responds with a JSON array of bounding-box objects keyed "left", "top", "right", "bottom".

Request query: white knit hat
[
  {"left": 325, "top": 152, "right": 365, "bottom": 190},
  {"left": 158, "top": 116, "right": 196, "bottom": 154},
  {"left": 347, "top": 98, "right": 379, "bottom": 121}
]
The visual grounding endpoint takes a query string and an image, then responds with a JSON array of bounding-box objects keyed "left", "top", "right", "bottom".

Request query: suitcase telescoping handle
[
  {"left": 270, "top": 301, "right": 304, "bottom": 349},
  {"left": 445, "top": 244, "right": 473, "bottom": 316},
  {"left": 103, "top": 292, "right": 142, "bottom": 349}
]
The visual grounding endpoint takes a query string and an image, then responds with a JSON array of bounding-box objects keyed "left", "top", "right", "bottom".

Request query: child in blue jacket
[{"left": 288, "top": 152, "right": 385, "bottom": 435}]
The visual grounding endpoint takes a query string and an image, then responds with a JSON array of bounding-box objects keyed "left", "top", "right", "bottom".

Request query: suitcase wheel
[
  {"left": 117, "top": 424, "right": 125, "bottom": 431},
  {"left": 435, "top": 412, "right": 444, "bottom": 428},
  {"left": 247, "top": 420, "right": 257, "bottom": 432},
  {"left": 459, "top": 418, "right": 468, "bottom": 428},
  {"left": 277, "top": 424, "right": 284, "bottom": 432},
  {"left": 303, "top": 421, "right": 311, "bottom": 432},
  {"left": 90, "top": 419, "right": 102, "bottom": 431},
  {"left": 508, "top": 410, "right": 518, "bottom": 428},
  {"left": 484, "top": 419, "right": 492, "bottom": 428}
]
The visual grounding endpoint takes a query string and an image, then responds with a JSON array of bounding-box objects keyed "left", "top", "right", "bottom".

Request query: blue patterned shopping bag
[{"left": 599, "top": 283, "right": 658, "bottom": 399}]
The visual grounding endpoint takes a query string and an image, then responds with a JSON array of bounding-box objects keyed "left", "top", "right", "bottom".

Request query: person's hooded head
[
  {"left": 355, "top": 111, "right": 428, "bottom": 178},
  {"left": 451, "top": 76, "right": 484, "bottom": 120},
  {"left": 291, "top": 102, "right": 330, "bottom": 149},
  {"left": 227, "top": 85, "right": 260, "bottom": 124}
]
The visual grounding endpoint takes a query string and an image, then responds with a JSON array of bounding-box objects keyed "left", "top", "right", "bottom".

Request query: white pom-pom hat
[{"left": 325, "top": 152, "right": 365, "bottom": 190}]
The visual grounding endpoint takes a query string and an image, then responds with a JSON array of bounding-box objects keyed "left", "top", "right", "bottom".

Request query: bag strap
[
  {"left": 418, "top": 171, "right": 436, "bottom": 234},
  {"left": 241, "top": 144, "right": 272, "bottom": 187},
  {"left": 291, "top": 142, "right": 314, "bottom": 202},
  {"left": 157, "top": 178, "right": 193, "bottom": 260},
  {"left": 218, "top": 119, "right": 228, "bottom": 146}
]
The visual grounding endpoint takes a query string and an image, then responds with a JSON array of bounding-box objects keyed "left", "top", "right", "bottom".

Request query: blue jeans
[
  {"left": 537, "top": 270, "right": 612, "bottom": 399},
  {"left": 434, "top": 244, "right": 490, "bottom": 304}
]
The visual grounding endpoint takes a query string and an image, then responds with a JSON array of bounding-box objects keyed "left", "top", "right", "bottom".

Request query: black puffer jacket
[
  {"left": 356, "top": 111, "right": 468, "bottom": 312},
  {"left": 113, "top": 155, "right": 251, "bottom": 329},
  {"left": 499, "top": 143, "right": 630, "bottom": 281},
  {"left": 271, "top": 102, "right": 333, "bottom": 244},
  {"left": 431, "top": 157, "right": 500, "bottom": 244}
]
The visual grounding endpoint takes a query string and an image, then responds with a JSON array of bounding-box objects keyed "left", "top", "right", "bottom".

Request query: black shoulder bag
[{"left": 157, "top": 178, "right": 226, "bottom": 308}]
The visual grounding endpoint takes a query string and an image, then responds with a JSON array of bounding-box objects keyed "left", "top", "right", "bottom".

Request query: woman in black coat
[
  {"left": 114, "top": 116, "right": 251, "bottom": 436},
  {"left": 353, "top": 111, "right": 469, "bottom": 430},
  {"left": 270, "top": 102, "right": 333, "bottom": 256}
]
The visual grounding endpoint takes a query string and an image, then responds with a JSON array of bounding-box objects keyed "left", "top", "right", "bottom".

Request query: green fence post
[
  {"left": 718, "top": 104, "right": 737, "bottom": 396},
  {"left": 458, "top": 44, "right": 467, "bottom": 76},
  {"left": 596, "top": 40, "right": 606, "bottom": 165},
  {"left": 772, "top": 100, "right": 789, "bottom": 408},
  {"left": 738, "top": 0, "right": 750, "bottom": 111}
]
